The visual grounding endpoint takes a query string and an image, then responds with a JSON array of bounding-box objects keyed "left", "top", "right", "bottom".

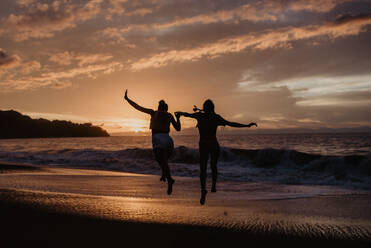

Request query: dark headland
[{"left": 0, "top": 110, "right": 109, "bottom": 139}]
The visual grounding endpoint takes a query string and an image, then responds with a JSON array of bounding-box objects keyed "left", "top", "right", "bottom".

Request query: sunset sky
[{"left": 1, "top": 0, "right": 371, "bottom": 134}]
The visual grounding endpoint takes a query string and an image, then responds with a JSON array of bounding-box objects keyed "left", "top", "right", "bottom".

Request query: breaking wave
[{"left": 1, "top": 146, "right": 370, "bottom": 189}]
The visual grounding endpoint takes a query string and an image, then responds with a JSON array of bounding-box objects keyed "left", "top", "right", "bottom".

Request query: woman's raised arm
[{"left": 124, "top": 89, "right": 154, "bottom": 115}]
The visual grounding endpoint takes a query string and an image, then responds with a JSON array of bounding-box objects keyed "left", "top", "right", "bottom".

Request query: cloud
[
  {"left": 97, "top": 27, "right": 136, "bottom": 47},
  {"left": 0, "top": 49, "right": 21, "bottom": 69},
  {"left": 49, "top": 52, "right": 113, "bottom": 66},
  {"left": 3, "top": 0, "right": 365, "bottom": 42},
  {"left": 130, "top": 14, "right": 371, "bottom": 70},
  {"left": 1, "top": 61, "right": 123, "bottom": 91},
  {"left": 0, "top": 49, "right": 41, "bottom": 78},
  {"left": 2, "top": 0, "right": 104, "bottom": 41},
  {"left": 49, "top": 52, "right": 74, "bottom": 66},
  {"left": 239, "top": 74, "right": 371, "bottom": 106},
  {"left": 16, "top": 0, "right": 35, "bottom": 6},
  {"left": 75, "top": 54, "right": 113, "bottom": 66},
  {"left": 20, "top": 60, "right": 41, "bottom": 74},
  {"left": 106, "top": 0, "right": 127, "bottom": 17},
  {"left": 116, "top": 0, "right": 360, "bottom": 35},
  {"left": 116, "top": 3, "right": 278, "bottom": 34},
  {"left": 222, "top": 84, "right": 371, "bottom": 129},
  {"left": 105, "top": 0, "right": 154, "bottom": 19},
  {"left": 288, "top": 0, "right": 350, "bottom": 13},
  {"left": 125, "top": 8, "right": 153, "bottom": 17}
]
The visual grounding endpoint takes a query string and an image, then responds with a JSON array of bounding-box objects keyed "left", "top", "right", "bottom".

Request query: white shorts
[{"left": 152, "top": 133, "right": 174, "bottom": 153}]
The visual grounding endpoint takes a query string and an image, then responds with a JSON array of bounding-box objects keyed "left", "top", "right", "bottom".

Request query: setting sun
[
  {"left": 122, "top": 119, "right": 148, "bottom": 134},
  {"left": 133, "top": 127, "right": 144, "bottom": 133}
]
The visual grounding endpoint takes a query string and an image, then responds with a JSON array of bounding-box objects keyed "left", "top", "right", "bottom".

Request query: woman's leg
[
  {"left": 154, "top": 148, "right": 174, "bottom": 195},
  {"left": 199, "top": 143, "right": 209, "bottom": 205},
  {"left": 199, "top": 146, "right": 209, "bottom": 192},
  {"left": 162, "top": 149, "right": 174, "bottom": 195},
  {"left": 154, "top": 148, "right": 166, "bottom": 181},
  {"left": 210, "top": 142, "right": 220, "bottom": 192}
]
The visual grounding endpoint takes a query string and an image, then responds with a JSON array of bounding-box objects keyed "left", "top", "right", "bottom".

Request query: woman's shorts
[{"left": 152, "top": 133, "right": 174, "bottom": 154}]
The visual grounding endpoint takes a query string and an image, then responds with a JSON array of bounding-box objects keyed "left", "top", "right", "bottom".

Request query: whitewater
[{"left": 0, "top": 133, "right": 370, "bottom": 189}]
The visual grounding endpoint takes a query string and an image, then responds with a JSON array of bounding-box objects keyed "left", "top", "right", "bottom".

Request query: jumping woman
[
  {"left": 124, "top": 90, "right": 181, "bottom": 195},
  {"left": 177, "top": 99, "right": 257, "bottom": 205}
]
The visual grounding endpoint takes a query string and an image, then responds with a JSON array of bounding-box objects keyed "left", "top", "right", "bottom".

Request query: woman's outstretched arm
[
  {"left": 124, "top": 90, "right": 154, "bottom": 115},
  {"left": 226, "top": 121, "right": 257, "bottom": 128},
  {"left": 218, "top": 115, "right": 257, "bottom": 128}
]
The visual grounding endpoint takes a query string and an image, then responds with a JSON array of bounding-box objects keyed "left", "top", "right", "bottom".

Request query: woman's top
[
  {"left": 150, "top": 111, "right": 171, "bottom": 134},
  {"left": 193, "top": 112, "right": 228, "bottom": 142}
]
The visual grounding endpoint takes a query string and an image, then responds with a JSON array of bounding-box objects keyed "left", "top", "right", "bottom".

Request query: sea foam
[{"left": 1, "top": 146, "right": 370, "bottom": 189}]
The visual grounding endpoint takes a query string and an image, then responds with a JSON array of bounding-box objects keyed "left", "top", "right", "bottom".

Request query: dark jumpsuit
[{"left": 193, "top": 112, "right": 228, "bottom": 191}]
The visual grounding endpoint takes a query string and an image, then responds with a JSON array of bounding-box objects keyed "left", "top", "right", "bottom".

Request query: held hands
[
  {"left": 248, "top": 122, "right": 258, "bottom": 128},
  {"left": 175, "top": 111, "right": 182, "bottom": 118}
]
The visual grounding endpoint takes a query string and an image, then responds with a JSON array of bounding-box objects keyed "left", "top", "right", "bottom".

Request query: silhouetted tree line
[{"left": 0, "top": 110, "right": 109, "bottom": 139}]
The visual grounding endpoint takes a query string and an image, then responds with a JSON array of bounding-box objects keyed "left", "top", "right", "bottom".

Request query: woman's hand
[
  {"left": 175, "top": 112, "right": 182, "bottom": 118},
  {"left": 248, "top": 122, "right": 257, "bottom": 127},
  {"left": 124, "top": 89, "right": 128, "bottom": 101}
]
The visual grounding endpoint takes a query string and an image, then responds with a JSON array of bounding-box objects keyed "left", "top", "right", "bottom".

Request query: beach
[{"left": 0, "top": 162, "right": 370, "bottom": 247}]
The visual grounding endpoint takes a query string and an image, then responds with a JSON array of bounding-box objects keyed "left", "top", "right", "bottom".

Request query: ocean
[{"left": 0, "top": 133, "right": 370, "bottom": 189}]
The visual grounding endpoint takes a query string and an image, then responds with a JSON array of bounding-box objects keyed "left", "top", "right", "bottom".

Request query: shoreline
[{"left": 0, "top": 163, "right": 370, "bottom": 247}]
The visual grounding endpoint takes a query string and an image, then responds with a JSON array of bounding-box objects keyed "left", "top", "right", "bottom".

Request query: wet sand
[{"left": 0, "top": 162, "right": 371, "bottom": 247}]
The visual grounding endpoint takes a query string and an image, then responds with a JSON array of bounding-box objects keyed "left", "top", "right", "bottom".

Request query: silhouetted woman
[
  {"left": 177, "top": 100, "right": 257, "bottom": 205},
  {"left": 124, "top": 90, "right": 181, "bottom": 195}
]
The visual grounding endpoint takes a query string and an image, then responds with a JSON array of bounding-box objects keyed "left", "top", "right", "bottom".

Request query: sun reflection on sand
[{"left": 1, "top": 167, "right": 370, "bottom": 241}]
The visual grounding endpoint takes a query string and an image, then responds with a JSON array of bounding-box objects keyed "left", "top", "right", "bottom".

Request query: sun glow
[
  {"left": 122, "top": 119, "right": 148, "bottom": 133},
  {"left": 133, "top": 127, "right": 145, "bottom": 133}
]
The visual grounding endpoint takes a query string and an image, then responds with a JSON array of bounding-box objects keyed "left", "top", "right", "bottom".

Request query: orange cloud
[
  {"left": 20, "top": 60, "right": 41, "bottom": 74},
  {"left": 98, "top": 27, "right": 136, "bottom": 47},
  {"left": 49, "top": 52, "right": 113, "bottom": 66},
  {"left": 288, "top": 0, "right": 348, "bottom": 13},
  {"left": 1, "top": 61, "right": 123, "bottom": 91},
  {"left": 130, "top": 14, "right": 371, "bottom": 70},
  {"left": 3, "top": 0, "right": 104, "bottom": 41},
  {"left": 117, "top": 0, "right": 360, "bottom": 34},
  {"left": 0, "top": 49, "right": 21, "bottom": 69}
]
